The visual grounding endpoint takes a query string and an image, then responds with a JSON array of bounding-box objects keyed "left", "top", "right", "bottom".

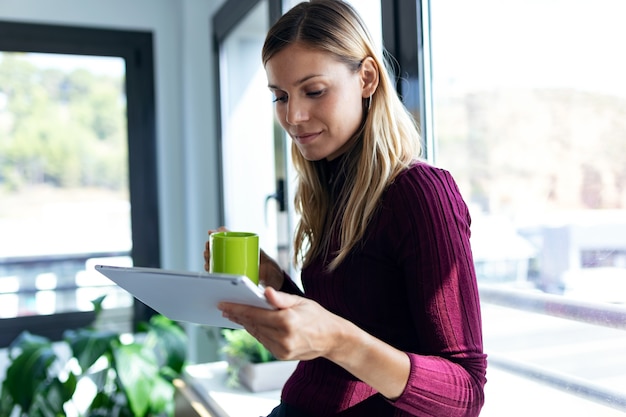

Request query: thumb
[{"left": 264, "top": 286, "right": 299, "bottom": 310}]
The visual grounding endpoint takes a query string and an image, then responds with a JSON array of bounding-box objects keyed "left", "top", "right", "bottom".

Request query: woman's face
[{"left": 265, "top": 43, "right": 367, "bottom": 161}]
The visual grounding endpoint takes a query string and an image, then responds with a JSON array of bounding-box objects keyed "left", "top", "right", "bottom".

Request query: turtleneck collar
[{"left": 326, "top": 152, "right": 349, "bottom": 185}]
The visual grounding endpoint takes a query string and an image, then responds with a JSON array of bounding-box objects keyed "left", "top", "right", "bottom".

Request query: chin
[
  {"left": 302, "top": 155, "right": 326, "bottom": 162},
  {"left": 296, "top": 148, "right": 327, "bottom": 162}
]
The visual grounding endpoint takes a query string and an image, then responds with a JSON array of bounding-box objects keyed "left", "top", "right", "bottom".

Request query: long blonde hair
[{"left": 263, "top": 0, "right": 422, "bottom": 270}]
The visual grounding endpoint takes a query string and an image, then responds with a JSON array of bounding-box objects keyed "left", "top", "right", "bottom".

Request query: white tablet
[{"left": 95, "top": 265, "right": 274, "bottom": 329}]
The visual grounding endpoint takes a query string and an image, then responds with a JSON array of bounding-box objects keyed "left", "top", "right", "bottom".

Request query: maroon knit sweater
[{"left": 278, "top": 161, "right": 487, "bottom": 417}]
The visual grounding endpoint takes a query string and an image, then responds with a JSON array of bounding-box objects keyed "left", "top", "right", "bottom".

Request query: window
[
  {"left": 0, "top": 21, "right": 159, "bottom": 346},
  {"left": 208, "top": 1, "right": 625, "bottom": 413},
  {"left": 0, "top": 51, "right": 132, "bottom": 316},
  {"left": 428, "top": 0, "right": 626, "bottom": 414}
]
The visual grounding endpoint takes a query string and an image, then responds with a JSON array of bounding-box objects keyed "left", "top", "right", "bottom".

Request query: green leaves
[
  {"left": 114, "top": 343, "right": 159, "bottom": 417},
  {"left": 3, "top": 332, "right": 58, "bottom": 412},
  {"left": 0, "top": 331, "right": 77, "bottom": 416},
  {"left": 113, "top": 316, "right": 187, "bottom": 417},
  {"left": 221, "top": 329, "right": 276, "bottom": 364},
  {"left": 64, "top": 328, "right": 118, "bottom": 372},
  {"left": 143, "top": 315, "right": 188, "bottom": 375},
  {"left": 1, "top": 305, "right": 188, "bottom": 417},
  {"left": 220, "top": 329, "right": 276, "bottom": 388}
]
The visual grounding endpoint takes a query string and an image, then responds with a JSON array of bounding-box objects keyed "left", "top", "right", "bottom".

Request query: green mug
[{"left": 209, "top": 231, "right": 260, "bottom": 285}]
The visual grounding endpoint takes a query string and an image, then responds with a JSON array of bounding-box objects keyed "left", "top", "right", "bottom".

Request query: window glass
[
  {"left": 430, "top": 0, "right": 626, "bottom": 414},
  {"left": 0, "top": 52, "right": 133, "bottom": 318},
  {"left": 430, "top": 0, "right": 626, "bottom": 298},
  {"left": 219, "top": 0, "right": 285, "bottom": 267}
]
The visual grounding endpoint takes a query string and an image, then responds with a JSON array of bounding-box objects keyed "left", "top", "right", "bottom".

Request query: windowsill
[
  {"left": 482, "top": 366, "right": 626, "bottom": 416},
  {"left": 181, "top": 361, "right": 281, "bottom": 417},
  {"left": 179, "top": 361, "right": 625, "bottom": 417}
]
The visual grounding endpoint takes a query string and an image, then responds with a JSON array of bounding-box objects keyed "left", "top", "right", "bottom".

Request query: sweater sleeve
[{"left": 387, "top": 164, "right": 487, "bottom": 417}]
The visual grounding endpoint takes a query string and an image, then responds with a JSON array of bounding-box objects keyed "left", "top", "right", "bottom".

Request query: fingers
[
  {"left": 258, "top": 251, "right": 286, "bottom": 290},
  {"left": 218, "top": 302, "right": 263, "bottom": 328},
  {"left": 218, "top": 294, "right": 319, "bottom": 361},
  {"left": 204, "top": 227, "right": 228, "bottom": 271},
  {"left": 203, "top": 240, "right": 210, "bottom": 271},
  {"left": 218, "top": 289, "right": 300, "bottom": 333},
  {"left": 264, "top": 287, "right": 298, "bottom": 310},
  {"left": 208, "top": 226, "right": 228, "bottom": 235}
]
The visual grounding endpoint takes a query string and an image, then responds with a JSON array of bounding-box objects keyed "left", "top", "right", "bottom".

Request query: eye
[
  {"left": 306, "top": 90, "right": 324, "bottom": 98},
  {"left": 272, "top": 94, "right": 287, "bottom": 103}
]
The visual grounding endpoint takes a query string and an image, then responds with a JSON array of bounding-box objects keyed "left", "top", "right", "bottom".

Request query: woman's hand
[
  {"left": 258, "top": 249, "right": 285, "bottom": 290},
  {"left": 203, "top": 227, "right": 285, "bottom": 289},
  {"left": 203, "top": 227, "right": 227, "bottom": 272},
  {"left": 218, "top": 287, "right": 344, "bottom": 361},
  {"left": 219, "top": 287, "right": 411, "bottom": 400}
]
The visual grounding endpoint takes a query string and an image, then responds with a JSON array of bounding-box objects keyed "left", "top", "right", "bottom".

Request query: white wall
[{"left": 0, "top": 0, "right": 226, "bottom": 272}]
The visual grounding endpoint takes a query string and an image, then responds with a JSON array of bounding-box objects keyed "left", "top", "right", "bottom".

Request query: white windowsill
[
  {"left": 182, "top": 361, "right": 281, "bottom": 417},
  {"left": 180, "top": 361, "right": 625, "bottom": 417}
]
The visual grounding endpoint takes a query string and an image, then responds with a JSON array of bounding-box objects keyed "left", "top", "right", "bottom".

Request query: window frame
[
  {"left": 0, "top": 20, "right": 160, "bottom": 345},
  {"left": 381, "top": 0, "right": 434, "bottom": 162}
]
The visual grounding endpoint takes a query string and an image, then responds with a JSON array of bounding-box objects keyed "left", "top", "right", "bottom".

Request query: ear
[{"left": 359, "top": 56, "right": 379, "bottom": 98}]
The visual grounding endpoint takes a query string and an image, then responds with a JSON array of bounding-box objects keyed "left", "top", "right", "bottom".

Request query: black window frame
[
  {"left": 381, "top": 0, "right": 433, "bottom": 160},
  {"left": 0, "top": 20, "right": 160, "bottom": 346}
]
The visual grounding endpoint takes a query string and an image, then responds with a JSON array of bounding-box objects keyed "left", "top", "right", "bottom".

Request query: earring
[{"left": 368, "top": 94, "right": 372, "bottom": 111}]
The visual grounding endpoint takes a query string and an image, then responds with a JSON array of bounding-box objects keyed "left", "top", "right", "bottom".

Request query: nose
[{"left": 285, "top": 98, "right": 308, "bottom": 125}]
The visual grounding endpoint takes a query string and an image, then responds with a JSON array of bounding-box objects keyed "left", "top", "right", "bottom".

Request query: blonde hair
[{"left": 263, "top": 0, "right": 422, "bottom": 270}]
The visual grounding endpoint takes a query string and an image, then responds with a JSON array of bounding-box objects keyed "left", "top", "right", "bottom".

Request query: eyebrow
[{"left": 268, "top": 73, "right": 323, "bottom": 90}]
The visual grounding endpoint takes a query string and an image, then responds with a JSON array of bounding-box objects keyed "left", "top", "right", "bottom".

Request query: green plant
[
  {"left": 220, "top": 329, "right": 275, "bottom": 364},
  {"left": 0, "top": 296, "right": 188, "bottom": 417},
  {"left": 220, "top": 329, "right": 275, "bottom": 387}
]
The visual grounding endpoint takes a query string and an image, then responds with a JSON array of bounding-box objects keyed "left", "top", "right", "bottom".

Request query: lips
[{"left": 292, "top": 131, "right": 321, "bottom": 145}]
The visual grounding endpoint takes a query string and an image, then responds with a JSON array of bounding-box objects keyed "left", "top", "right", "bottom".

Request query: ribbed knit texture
[{"left": 278, "top": 162, "right": 487, "bottom": 416}]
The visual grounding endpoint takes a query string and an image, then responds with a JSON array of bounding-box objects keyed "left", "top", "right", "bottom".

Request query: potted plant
[
  {"left": 220, "top": 329, "right": 297, "bottom": 393},
  {"left": 0, "top": 296, "right": 188, "bottom": 417}
]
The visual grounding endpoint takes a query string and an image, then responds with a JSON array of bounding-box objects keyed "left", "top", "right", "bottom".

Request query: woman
[{"left": 204, "top": 1, "right": 487, "bottom": 415}]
